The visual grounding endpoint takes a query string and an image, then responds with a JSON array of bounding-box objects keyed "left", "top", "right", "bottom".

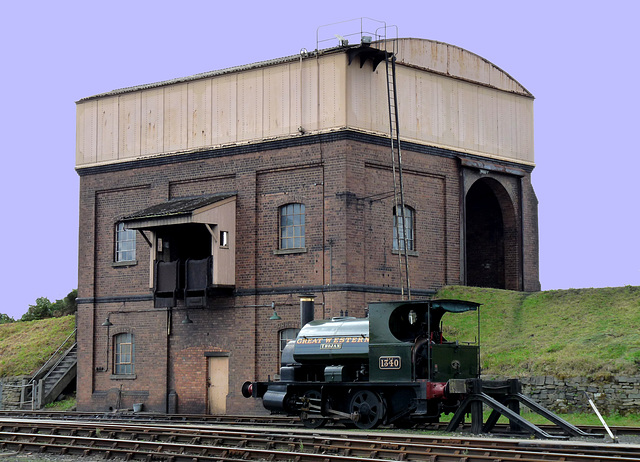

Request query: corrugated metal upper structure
[{"left": 76, "top": 37, "right": 534, "bottom": 169}]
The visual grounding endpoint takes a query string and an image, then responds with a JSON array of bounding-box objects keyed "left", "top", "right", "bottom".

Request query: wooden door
[{"left": 207, "top": 356, "right": 229, "bottom": 414}]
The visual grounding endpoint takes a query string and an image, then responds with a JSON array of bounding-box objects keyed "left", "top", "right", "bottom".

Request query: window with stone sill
[
  {"left": 393, "top": 205, "right": 415, "bottom": 252},
  {"left": 279, "top": 203, "right": 305, "bottom": 250},
  {"left": 115, "top": 222, "right": 136, "bottom": 262},
  {"left": 114, "top": 332, "right": 134, "bottom": 375}
]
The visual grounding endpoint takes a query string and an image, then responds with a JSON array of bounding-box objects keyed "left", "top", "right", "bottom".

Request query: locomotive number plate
[{"left": 378, "top": 356, "right": 401, "bottom": 370}]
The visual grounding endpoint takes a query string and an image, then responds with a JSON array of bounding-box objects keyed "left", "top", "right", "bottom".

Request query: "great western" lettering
[{"left": 296, "top": 336, "right": 369, "bottom": 345}]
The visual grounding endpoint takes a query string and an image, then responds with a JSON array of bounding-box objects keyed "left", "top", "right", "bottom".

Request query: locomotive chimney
[{"left": 299, "top": 294, "right": 315, "bottom": 328}]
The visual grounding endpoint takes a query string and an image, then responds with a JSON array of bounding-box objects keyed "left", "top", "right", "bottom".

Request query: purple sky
[{"left": 2, "top": 1, "right": 638, "bottom": 319}]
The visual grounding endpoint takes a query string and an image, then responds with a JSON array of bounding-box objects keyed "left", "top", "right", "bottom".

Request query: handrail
[
  {"left": 316, "top": 17, "right": 389, "bottom": 50},
  {"left": 29, "top": 328, "right": 77, "bottom": 384},
  {"left": 2, "top": 380, "right": 36, "bottom": 410}
]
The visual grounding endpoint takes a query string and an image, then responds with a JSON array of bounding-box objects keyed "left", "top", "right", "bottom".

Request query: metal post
[
  {"left": 19, "top": 378, "right": 26, "bottom": 409},
  {"left": 585, "top": 392, "right": 617, "bottom": 442}
]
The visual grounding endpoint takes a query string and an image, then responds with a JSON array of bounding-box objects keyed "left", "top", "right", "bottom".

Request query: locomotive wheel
[
  {"left": 349, "top": 390, "right": 384, "bottom": 429},
  {"left": 300, "top": 390, "right": 327, "bottom": 429}
]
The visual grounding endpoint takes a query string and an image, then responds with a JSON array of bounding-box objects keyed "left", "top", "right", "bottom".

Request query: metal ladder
[
  {"left": 318, "top": 19, "right": 412, "bottom": 299},
  {"left": 384, "top": 38, "right": 411, "bottom": 300}
]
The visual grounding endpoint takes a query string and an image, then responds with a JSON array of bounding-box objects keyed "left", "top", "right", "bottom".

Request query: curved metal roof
[
  {"left": 77, "top": 38, "right": 531, "bottom": 103},
  {"left": 392, "top": 38, "right": 532, "bottom": 97}
]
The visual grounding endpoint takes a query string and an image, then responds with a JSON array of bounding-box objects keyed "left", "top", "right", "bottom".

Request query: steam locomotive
[{"left": 242, "top": 299, "right": 589, "bottom": 438}]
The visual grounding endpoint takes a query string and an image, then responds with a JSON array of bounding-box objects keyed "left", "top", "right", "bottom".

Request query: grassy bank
[
  {"left": 0, "top": 315, "right": 76, "bottom": 377},
  {"left": 436, "top": 285, "right": 640, "bottom": 379}
]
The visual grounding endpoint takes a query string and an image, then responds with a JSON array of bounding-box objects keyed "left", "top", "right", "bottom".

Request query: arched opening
[{"left": 465, "top": 178, "right": 519, "bottom": 290}]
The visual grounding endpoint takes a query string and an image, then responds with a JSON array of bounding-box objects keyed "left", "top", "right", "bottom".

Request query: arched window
[
  {"left": 279, "top": 328, "right": 299, "bottom": 353},
  {"left": 279, "top": 203, "right": 305, "bottom": 249},
  {"left": 114, "top": 332, "right": 135, "bottom": 375},
  {"left": 115, "top": 223, "right": 136, "bottom": 262},
  {"left": 393, "top": 205, "right": 415, "bottom": 251}
]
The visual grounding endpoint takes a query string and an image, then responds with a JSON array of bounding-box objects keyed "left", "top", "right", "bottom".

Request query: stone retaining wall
[
  {"left": 516, "top": 376, "right": 640, "bottom": 415},
  {"left": 0, "top": 376, "right": 32, "bottom": 410}
]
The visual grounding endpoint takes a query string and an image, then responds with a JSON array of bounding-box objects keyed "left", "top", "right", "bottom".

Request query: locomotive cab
[{"left": 368, "top": 299, "right": 480, "bottom": 383}]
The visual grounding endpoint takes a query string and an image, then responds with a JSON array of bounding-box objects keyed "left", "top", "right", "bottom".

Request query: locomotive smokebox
[{"left": 299, "top": 294, "right": 315, "bottom": 328}]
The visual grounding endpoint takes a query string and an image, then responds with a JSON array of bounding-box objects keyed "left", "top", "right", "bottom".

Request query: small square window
[{"left": 220, "top": 231, "right": 229, "bottom": 247}]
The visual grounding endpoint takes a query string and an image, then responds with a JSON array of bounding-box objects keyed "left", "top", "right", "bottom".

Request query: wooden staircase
[
  {"left": 22, "top": 328, "right": 77, "bottom": 409},
  {"left": 38, "top": 343, "right": 77, "bottom": 406}
]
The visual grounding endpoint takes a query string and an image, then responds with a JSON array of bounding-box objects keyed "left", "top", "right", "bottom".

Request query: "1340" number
[{"left": 378, "top": 356, "right": 401, "bottom": 370}]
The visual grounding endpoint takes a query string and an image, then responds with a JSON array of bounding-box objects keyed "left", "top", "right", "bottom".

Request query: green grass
[
  {"left": 436, "top": 285, "right": 640, "bottom": 379},
  {"left": 44, "top": 396, "right": 77, "bottom": 411},
  {"left": 437, "top": 410, "right": 640, "bottom": 427},
  {"left": 0, "top": 316, "right": 76, "bottom": 377}
]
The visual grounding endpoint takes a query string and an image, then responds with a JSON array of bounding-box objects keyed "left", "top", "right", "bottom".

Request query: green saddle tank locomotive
[{"left": 242, "top": 299, "right": 590, "bottom": 438}]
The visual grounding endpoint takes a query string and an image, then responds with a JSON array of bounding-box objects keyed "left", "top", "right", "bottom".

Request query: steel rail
[
  {"left": 1, "top": 410, "right": 640, "bottom": 437},
  {"left": 0, "top": 410, "right": 298, "bottom": 424},
  {"left": 0, "top": 418, "right": 638, "bottom": 462},
  {"left": 2, "top": 429, "right": 636, "bottom": 462}
]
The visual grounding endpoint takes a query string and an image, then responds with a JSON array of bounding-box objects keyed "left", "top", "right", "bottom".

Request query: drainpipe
[{"left": 519, "top": 177, "right": 525, "bottom": 291}]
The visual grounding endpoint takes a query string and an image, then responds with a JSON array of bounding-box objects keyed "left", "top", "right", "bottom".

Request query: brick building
[{"left": 75, "top": 36, "right": 539, "bottom": 414}]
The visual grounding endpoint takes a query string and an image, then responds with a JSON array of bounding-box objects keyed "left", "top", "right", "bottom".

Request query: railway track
[
  {"left": 0, "top": 410, "right": 298, "bottom": 425},
  {"left": 0, "top": 410, "right": 638, "bottom": 437},
  {"left": 0, "top": 416, "right": 638, "bottom": 462}
]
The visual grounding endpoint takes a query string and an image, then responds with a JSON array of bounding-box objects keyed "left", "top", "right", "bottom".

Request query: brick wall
[
  {"left": 76, "top": 131, "right": 540, "bottom": 414},
  {"left": 84, "top": 301, "right": 167, "bottom": 412}
]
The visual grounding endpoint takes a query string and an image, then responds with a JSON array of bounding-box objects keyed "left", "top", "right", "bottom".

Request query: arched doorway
[{"left": 465, "top": 178, "right": 519, "bottom": 290}]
